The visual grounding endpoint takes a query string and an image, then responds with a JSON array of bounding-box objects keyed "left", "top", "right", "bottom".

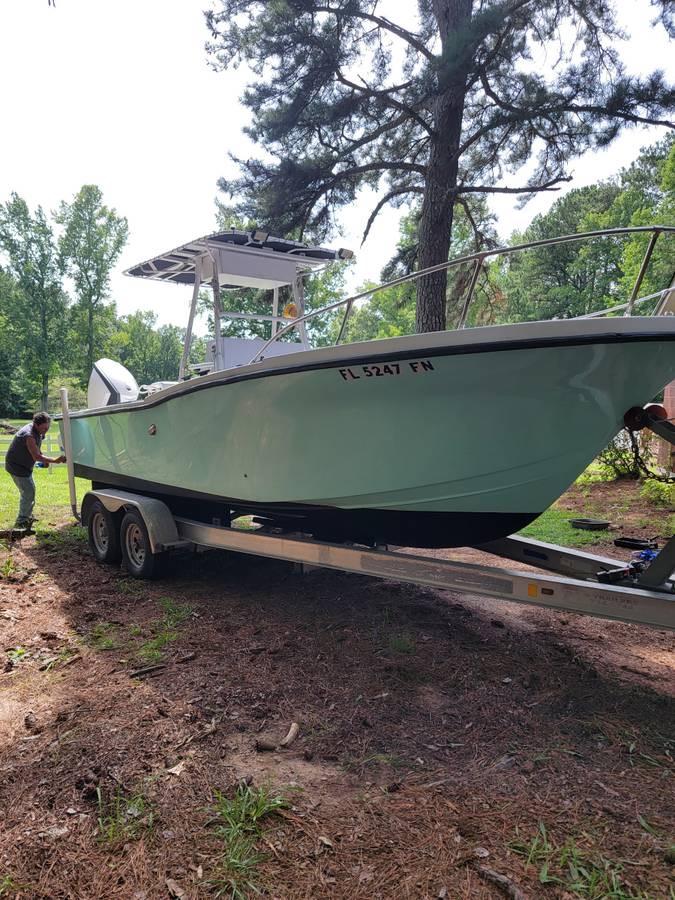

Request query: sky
[{"left": 0, "top": 0, "right": 672, "bottom": 330}]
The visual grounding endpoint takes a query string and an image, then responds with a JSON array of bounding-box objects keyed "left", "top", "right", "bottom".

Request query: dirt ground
[{"left": 0, "top": 480, "right": 673, "bottom": 899}]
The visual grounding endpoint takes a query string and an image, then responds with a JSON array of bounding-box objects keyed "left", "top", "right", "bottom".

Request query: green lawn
[
  {"left": 518, "top": 504, "right": 609, "bottom": 547},
  {"left": 0, "top": 419, "right": 85, "bottom": 530},
  {"left": 0, "top": 465, "right": 86, "bottom": 531}
]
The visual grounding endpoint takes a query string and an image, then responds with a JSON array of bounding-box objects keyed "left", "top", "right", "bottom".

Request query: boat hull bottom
[{"left": 82, "top": 468, "right": 537, "bottom": 548}]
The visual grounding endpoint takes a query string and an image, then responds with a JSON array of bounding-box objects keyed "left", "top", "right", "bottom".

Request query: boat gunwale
[{"left": 63, "top": 318, "right": 675, "bottom": 420}]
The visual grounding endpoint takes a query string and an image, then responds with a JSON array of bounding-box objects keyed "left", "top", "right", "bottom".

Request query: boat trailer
[
  {"left": 60, "top": 389, "right": 675, "bottom": 631},
  {"left": 79, "top": 490, "right": 675, "bottom": 630}
]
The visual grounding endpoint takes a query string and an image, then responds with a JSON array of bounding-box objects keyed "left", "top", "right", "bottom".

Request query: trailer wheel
[
  {"left": 120, "top": 509, "right": 162, "bottom": 578},
  {"left": 87, "top": 500, "right": 122, "bottom": 564}
]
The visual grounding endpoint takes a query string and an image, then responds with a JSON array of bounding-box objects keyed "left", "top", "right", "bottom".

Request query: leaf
[
  {"left": 165, "top": 878, "right": 186, "bottom": 899},
  {"left": 638, "top": 813, "right": 658, "bottom": 836},
  {"left": 166, "top": 761, "right": 185, "bottom": 777}
]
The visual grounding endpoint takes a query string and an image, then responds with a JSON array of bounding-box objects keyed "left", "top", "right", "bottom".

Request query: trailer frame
[{"left": 79, "top": 487, "right": 675, "bottom": 631}]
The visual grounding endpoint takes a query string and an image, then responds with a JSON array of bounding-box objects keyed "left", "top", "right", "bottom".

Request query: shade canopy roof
[{"left": 124, "top": 229, "right": 352, "bottom": 290}]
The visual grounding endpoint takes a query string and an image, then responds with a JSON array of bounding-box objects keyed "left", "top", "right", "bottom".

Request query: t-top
[{"left": 4, "top": 423, "right": 43, "bottom": 477}]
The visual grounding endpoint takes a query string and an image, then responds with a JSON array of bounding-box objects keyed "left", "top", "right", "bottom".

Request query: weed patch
[
  {"left": 207, "top": 784, "right": 288, "bottom": 898},
  {"left": 36, "top": 525, "right": 87, "bottom": 554},
  {"left": 388, "top": 632, "right": 416, "bottom": 654},
  {"left": 136, "top": 597, "right": 193, "bottom": 663},
  {"left": 0, "top": 876, "right": 19, "bottom": 897},
  {"left": 0, "top": 556, "right": 17, "bottom": 579},
  {"left": 87, "top": 623, "right": 119, "bottom": 652},
  {"left": 96, "top": 787, "right": 155, "bottom": 848},
  {"left": 510, "top": 822, "right": 650, "bottom": 898}
]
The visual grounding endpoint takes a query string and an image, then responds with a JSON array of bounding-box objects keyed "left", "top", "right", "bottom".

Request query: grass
[
  {"left": 0, "top": 877, "right": 19, "bottom": 897},
  {"left": 96, "top": 787, "right": 155, "bottom": 848},
  {"left": 85, "top": 599, "right": 194, "bottom": 663},
  {"left": 0, "top": 417, "right": 87, "bottom": 529},
  {"left": 509, "top": 822, "right": 651, "bottom": 899},
  {"left": 518, "top": 504, "right": 612, "bottom": 547},
  {"left": 207, "top": 784, "right": 289, "bottom": 899},
  {"left": 136, "top": 597, "right": 193, "bottom": 664},
  {"left": 0, "top": 555, "right": 17, "bottom": 578},
  {"left": 388, "top": 632, "right": 416, "bottom": 654},
  {"left": 0, "top": 466, "right": 86, "bottom": 531},
  {"left": 88, "top": 623, "right": 119, "bottom": 652}
]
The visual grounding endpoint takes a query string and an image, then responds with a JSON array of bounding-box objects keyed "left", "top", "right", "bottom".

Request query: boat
[{"left": 60, "top": 226, "right": 675, "bottom": 549}]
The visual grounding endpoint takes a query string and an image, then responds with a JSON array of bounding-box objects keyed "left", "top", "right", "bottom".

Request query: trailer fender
[{"left": 81, "top": 490, "right": 184, "bottom": 553}]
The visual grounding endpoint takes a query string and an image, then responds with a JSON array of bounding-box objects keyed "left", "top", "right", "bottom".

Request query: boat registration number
[{"left": 339, "top": 359, "right": 434, "bottom": 381}]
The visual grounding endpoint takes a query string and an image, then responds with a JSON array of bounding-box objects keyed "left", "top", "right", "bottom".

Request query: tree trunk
[
  {"left": 41, "top": 373, "right": 49, "bottom": 413},
  {"left": 87, "top": 301, "right": 94, "bottom": 380},
  {"left": 416, "top": 0, "right": 471, "bottom": 334}
]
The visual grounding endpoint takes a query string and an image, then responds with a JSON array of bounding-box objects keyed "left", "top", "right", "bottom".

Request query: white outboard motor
[{"left": 87, "top": 359, "right": 139, "bottom": 409}]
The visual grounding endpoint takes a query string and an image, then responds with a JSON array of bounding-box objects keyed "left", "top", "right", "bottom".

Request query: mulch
[{"left": 0, "top": 480, "right": 673, "bottom": 898}]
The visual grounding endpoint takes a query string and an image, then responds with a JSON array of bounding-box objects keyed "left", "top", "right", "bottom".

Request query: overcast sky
[{"left": 0, "top": 0, "right": 672, "bottom": 330}]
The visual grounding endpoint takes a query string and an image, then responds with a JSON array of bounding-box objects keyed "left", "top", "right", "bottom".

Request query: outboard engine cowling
[{"left": 88, "top": 359, "right": 139, "bottom": 409}]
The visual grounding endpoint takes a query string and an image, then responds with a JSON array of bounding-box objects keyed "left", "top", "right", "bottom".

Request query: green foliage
[
  {"left": 640, "top": 479, "right": 674, "bottom": 507},
  {"left": 493, "top": 136, "right": 675, "bottom": 324},
  {"left": 96, "top": 787, "right": 155, "bottom": 848},
  {"left": 597, "top": 435, "right": 641, "bottom": 481},
  {"left": 56, "top": 185, "right": 128, "bottom": 383},
  {"left": 136, "top": 597, "right": 193, "bottom": 664},
  {"left": 207, "top": 783, "right": 288, "bottom": 898},
  {"left": 106, "top": 310, "right": 184, "bottom": 385},
  {"left": 0, "top": 556, "right": 17, "bottom": 579},
  {"left": 510, "top": 822, "right": 650, "bottom": 898},
  {"left": 47, "top": 375, "right": 88, "bottom": 412},
  {"left": 206, "top": 0, "right": 674, "bottom": 329},
  {"left": 0, "top": 194, "right": 69, "bottom": 411},
  {"left": 88, "top": 623, "right": 119, "bottom": 652},
  {"left": 0, "top": 876, "right": 22, "bottom": 897}
]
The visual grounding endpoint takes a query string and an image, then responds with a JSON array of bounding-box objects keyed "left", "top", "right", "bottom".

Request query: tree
[
  {"left": 0, "top": 194, "right": 69, "bottom": 411},
  {"left": 57, "top": 185, "right": 128, "bottom": 383},
  {"left": 106, "top": 311, "right": 184, "bottom": 385},
  {"left": 0, "top": 270, "right": 28, "bottom": 416},
  {"left": 493, "top": 135, "right": 675, "bottom": 322},
  {"left": 206, "top": 0, "right": 674, "bottom": 332}
]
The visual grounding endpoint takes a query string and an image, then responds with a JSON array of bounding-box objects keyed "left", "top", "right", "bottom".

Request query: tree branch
[
  {"left": 453, "top": 175, "right": 572, "bottom": 195},
  {"left": 312, "top": 4, "right": 435, "bottom": 62},
  {"left": 335, "top": 71, "right": 435, "bottom": 137},
  {"left": 361, "top": 186, "right": 425, "bottom": 244}
]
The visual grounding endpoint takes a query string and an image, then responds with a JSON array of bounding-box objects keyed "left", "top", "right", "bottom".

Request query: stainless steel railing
[{"left": 248, "top": 225, "right": 675, "bottom": 364}]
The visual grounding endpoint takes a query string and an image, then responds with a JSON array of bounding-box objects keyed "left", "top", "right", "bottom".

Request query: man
[{"left": 4, "top": 412, "right": 66, "bottom": 530}]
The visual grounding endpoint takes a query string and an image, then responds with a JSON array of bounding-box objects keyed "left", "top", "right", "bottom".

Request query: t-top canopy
[{"left": 124, "top": 229, "right": 353, "bottom": 290}]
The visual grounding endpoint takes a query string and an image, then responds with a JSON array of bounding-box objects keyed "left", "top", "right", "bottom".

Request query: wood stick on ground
[
  {"left": 128, "top": 664, "right": 167, "bottom": 679},
  {"left": 474, "top": 864, "right": 528, "bottom": 900}
]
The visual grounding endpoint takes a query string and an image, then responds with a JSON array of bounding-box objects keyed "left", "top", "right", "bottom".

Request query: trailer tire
[
  {"left": 120, "top": 509, "right": 162, "bottom": 578},
  {"left": 87, "top": 500, "right": 122, "bottom": 564}
]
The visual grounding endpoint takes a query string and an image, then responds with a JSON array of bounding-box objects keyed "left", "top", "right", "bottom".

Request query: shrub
[{"left": 640, "top": 479, "right": 674, "bottom": 507}]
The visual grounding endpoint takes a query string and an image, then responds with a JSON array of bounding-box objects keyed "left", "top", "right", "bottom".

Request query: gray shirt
[{"left": 4, "top": 423, "right": 42, "bottom": 477}]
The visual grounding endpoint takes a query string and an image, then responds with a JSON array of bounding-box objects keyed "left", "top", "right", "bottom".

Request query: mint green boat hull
[{"left": 63, "top": 320, "right": 675, "bottom": 547}]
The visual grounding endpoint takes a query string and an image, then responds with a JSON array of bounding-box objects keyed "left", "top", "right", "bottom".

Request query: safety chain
[{"left": 626, "top": 425, "right": 675, "bottom": 484}]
